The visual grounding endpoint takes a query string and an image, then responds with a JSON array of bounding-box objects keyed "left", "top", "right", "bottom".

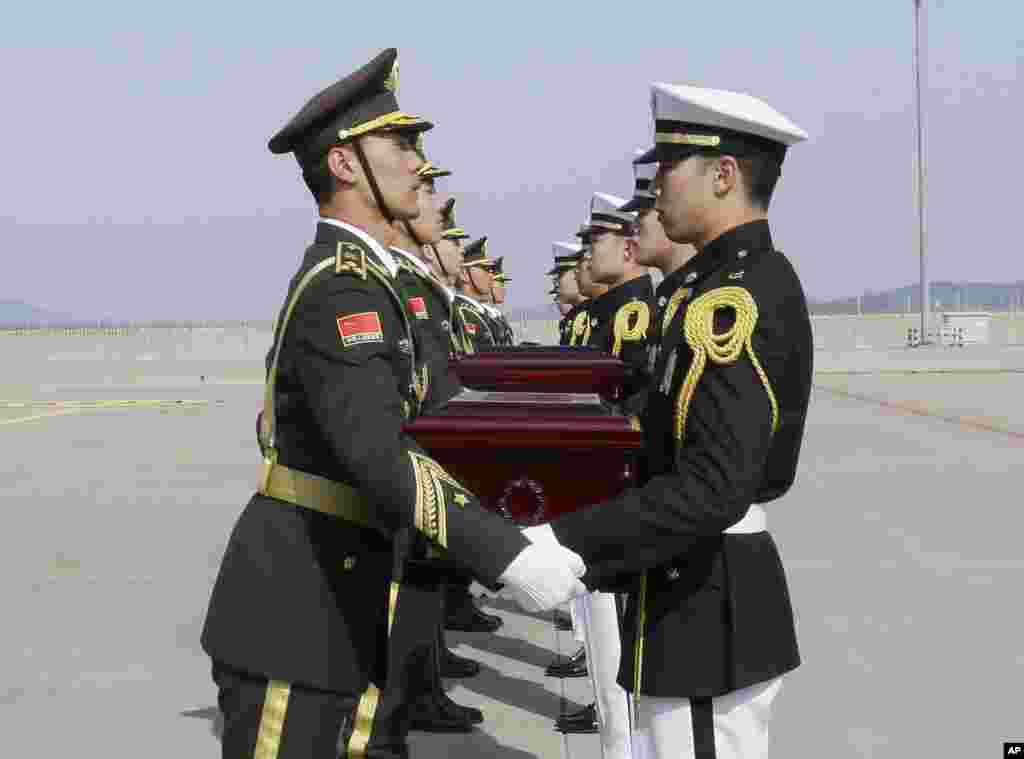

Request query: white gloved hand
[
  {"left": 522, "top": 523, "right": 558, "bottom": 544},
  {"left": 498, "top": 542, "right": 588, "bottom": 613}
]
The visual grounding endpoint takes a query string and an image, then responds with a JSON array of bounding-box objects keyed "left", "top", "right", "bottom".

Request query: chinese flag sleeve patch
[
  {"left": 337, "top": 311, "right": 384, "bottom": 347},
  {"left": 408, "top": 296, "right": 429, "bottom": 320}
]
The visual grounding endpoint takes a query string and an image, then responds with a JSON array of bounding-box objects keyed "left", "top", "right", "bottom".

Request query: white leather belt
[{"left": 724, "top": 505, "right": 767, "bottom": 534}]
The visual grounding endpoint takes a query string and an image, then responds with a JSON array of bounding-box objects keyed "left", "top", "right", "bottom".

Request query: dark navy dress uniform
[
  {"left": 583, "top": 273, "right": 655, "bottom": 409},
  {"left": 551, "top": 220, "right": 811, "bottom": 701}
]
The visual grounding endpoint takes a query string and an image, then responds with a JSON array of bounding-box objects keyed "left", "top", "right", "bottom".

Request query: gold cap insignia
[{"left": 384, "top": 60, "right": 399, "bottom": 93}]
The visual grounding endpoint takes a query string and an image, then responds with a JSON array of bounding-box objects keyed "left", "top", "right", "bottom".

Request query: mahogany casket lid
[
  {"left": 449, "top": 346, "right": 631, "bottom": 401},
  {"left": 405, "top": 389, "right": 642, "bottom": 523}
]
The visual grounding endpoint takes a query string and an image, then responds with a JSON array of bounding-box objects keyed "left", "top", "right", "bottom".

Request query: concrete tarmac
[{"left": 2, "top": 341, "right": 1022, "bottom": 758}]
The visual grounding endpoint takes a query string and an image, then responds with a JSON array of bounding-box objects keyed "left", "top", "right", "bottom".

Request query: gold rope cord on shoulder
[
  {"left": 388, "top": 581, "right": 400, "bottom": 634},
  {"left": 569, "top": 310, "right": 590, "bottom": 346},
  {"left": 675, "top": 286, "right": 779, "bottom": 442},
  {"left": 662, "top": 286, "right": 691, "bottom": 333},
  {"left": 253, "top": 680, "right": 291, "bottom": 759},
  {"left": 612, "top": 301, "right": 650, "bottom": 358},
  {"left": 345, "top": 683, "right": 381, "bottom": 758}
]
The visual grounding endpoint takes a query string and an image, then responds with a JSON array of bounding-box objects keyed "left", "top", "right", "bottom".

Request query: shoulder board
[{"left": 333, "top": 241, "right": 370, "bottom": 280}]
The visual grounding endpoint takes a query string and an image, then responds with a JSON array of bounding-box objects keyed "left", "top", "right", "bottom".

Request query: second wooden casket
[
  {"left": 405, "top": 389, "right": 642, "bottom": 524},
  {"left": 450, "top": 346, "right": 632, "bottom": 402}
]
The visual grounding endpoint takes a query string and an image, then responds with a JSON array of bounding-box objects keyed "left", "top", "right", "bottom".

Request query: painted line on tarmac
[
  {"left": 814, "top": 385, "right": 1024, "bottom": 441},
  {"left": 0, "top": 399, "right": 209, "bottom": 426},
  {"left": 815, "top": 368, "right": 1024, "bottom": 376}
]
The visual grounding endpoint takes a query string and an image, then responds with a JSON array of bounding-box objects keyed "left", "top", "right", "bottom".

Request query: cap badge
[{"left": 384, "top": 60, "right": 399, "bottom": 93}]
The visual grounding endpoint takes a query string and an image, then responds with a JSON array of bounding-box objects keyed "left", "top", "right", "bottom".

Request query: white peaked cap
[
  {"left": 589, "top": 192, "right": 635, "bottom": 232},
  {"left": 639, "top": 83, "right": 807, "bottom": 165},
  {"left": 552, "top": 241, "right": 583, "bottom": 256}
]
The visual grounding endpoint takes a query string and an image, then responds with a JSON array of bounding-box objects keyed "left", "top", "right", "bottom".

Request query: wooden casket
[
  {"left": 406, "top": 389, "right": 642, "bottom": 524},
  {"left": 450, "top": 346, "right": 631, "bottom": 402}
]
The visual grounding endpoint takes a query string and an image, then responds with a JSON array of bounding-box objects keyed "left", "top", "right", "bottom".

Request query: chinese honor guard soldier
[
  {"left": 384, "top": 142, "right": 488, "bottom": 736},
  {"left": 430, "top": 198, "right": 469, "bottom": 293},
  {"left": 454, "top": 237, "right": 498, "bottom": 350},
  {"left": 536, "top": 82, "right": 812, "bottom": 758},
  {"left": 485, "top": 257, "right": 516, "bottom": 346},
  {"left": 200, "top": 48, "right": 587, "bottom": 759}
]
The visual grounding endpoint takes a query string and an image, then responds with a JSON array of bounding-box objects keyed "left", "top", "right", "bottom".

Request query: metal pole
[{"left": 914, "top": 0, "right": 930, "bottom": 343}]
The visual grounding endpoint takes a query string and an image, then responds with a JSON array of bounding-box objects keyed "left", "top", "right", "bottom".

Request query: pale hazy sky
[{"left": 1, "top": 1, "right": 1020, "bottom": 319}]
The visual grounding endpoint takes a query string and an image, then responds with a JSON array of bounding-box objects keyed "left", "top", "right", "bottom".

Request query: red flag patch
[
  {"left": 408, "top": 296, "right": 429, "bottom": 320},
  {"left": 465, "top": 322, "right": 478, "bottom": 335},
  {"left": 337, "top": 312, "right": 384, "bottom": 347}
]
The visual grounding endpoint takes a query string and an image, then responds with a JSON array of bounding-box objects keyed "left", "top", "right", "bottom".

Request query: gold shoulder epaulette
[
  {"left": 334, "top": 241, "right": 368, "bottom": 280},
  {"left": 612, "top": 300, "right": 651, "bottom": 357},
  {"left": 674, "top": 285, "right": 778, "bottom": 443}
]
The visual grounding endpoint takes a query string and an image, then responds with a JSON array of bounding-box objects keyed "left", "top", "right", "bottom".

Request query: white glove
[
  {"left": 498, "top": 541, "right": 588, "bottom": 613},
  {"left": 521, "top": 523, "right": 558, "bottom": 544}
]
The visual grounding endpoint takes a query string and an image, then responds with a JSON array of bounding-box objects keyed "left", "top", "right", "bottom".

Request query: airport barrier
[{"left": 906, "top": 326, "right": 966, "bottom": 348}]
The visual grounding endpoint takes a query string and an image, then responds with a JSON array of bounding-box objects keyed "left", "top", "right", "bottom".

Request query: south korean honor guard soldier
[
  {"left": 549, "top": 242, "right": 584, "bottom": 345},
  {"left": 200, "top": 49, "right": 587, "bottom": 759},
  {"left": 583, "top": 191, "right": 655, "bottom": 409},
  {"left": 533, "top": 83, "right": 813, "bottom": 759},
  {"left": 619, "top": 149, "right": 696, "bottom": 413}
]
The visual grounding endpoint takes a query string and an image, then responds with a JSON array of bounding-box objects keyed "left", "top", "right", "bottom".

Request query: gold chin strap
[
  {"left": 612, "top": 301, "right": 651, "bottom": 358},
  {"left": 634, "top": 285, "right": 779, "bottom": 721}
]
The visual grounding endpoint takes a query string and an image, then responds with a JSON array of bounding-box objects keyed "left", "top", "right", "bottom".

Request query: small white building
[{"left": 941, "top": 312, "right": 992, "bottom": 345}]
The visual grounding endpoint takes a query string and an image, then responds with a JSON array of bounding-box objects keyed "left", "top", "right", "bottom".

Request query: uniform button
[
  {"left": 591, "top": 318, "right": 598, "bottom": 327},
  {"left": 658, "top": 296, "right": 667, "bottom": 307},
  {"left": 343, "top": 556, "right": 358, "bottom": 571},
  {"left": 737, "top": 249, "right": 748, "bottom": 259},
  {"left": 666, "top": 567, "right": 680, "bottom": 581},
  {"left": 684, "top": 272, "right": 698, "bottom": 284}
]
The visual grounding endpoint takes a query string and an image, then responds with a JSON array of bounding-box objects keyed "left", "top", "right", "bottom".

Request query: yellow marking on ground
[
  {"left": 815, "top": 385, "right": 1024, "bottom": 441},
  {"left": 0, "top": 399, "right": 208, "bottom": 426}
]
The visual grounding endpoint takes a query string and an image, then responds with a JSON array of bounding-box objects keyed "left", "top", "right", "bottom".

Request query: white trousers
[
  {"left": 631, "top": 677, "right": 783, "bottom": 759},
  {"left": 574, "top": 591, "right": 632, "bottom": 759}
]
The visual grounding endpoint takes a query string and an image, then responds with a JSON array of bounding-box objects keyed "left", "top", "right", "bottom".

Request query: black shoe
[
  {"left": 544, "top": 646, "right": 586, "bottom": 677},
  {"left": 557, "top": 702, "right": 596, "bottom": 726},
  {"left": 555, "top": 714, "right": 599, "bottom": 734},
  {"left": 552, "top": 609, "right": 573, "bottom": 631},
  {"left": 445, "top": 601, "right": 503, "bottom": 633},
  {"left": 440, "top": 647, "right": 481, "bottom": 678},
  {"left": 441, "top": 695, "right": 484, "bottom": 725},
  {"left": 545, "top": 658, "right": 588, "bottom": 678},
  {"left": 408, "top": 699, "right": 474, "bottom": 733}
]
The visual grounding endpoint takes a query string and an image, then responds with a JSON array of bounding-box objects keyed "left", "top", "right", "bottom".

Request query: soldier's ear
[
  {"left": 327, "top": 145, "right": 359, "bottom": 186},
  {"left": 712, "top": 155, "right": 739, "bottom": 198}
]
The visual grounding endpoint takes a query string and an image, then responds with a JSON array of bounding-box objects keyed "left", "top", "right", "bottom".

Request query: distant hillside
[
  {"left": 811, "top": 281, "right": 1024, "bottom": 315},
  {"left": 0, "top": 300, "right": 72, "bottom": 325}
]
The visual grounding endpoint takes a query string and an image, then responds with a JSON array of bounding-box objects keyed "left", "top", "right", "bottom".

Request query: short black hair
[
  {"left": 303, "top": 152, "right": 340, "bottom": 206},
  {"left": 700, "top": 150, "right": 781, "bottom": 211}
]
